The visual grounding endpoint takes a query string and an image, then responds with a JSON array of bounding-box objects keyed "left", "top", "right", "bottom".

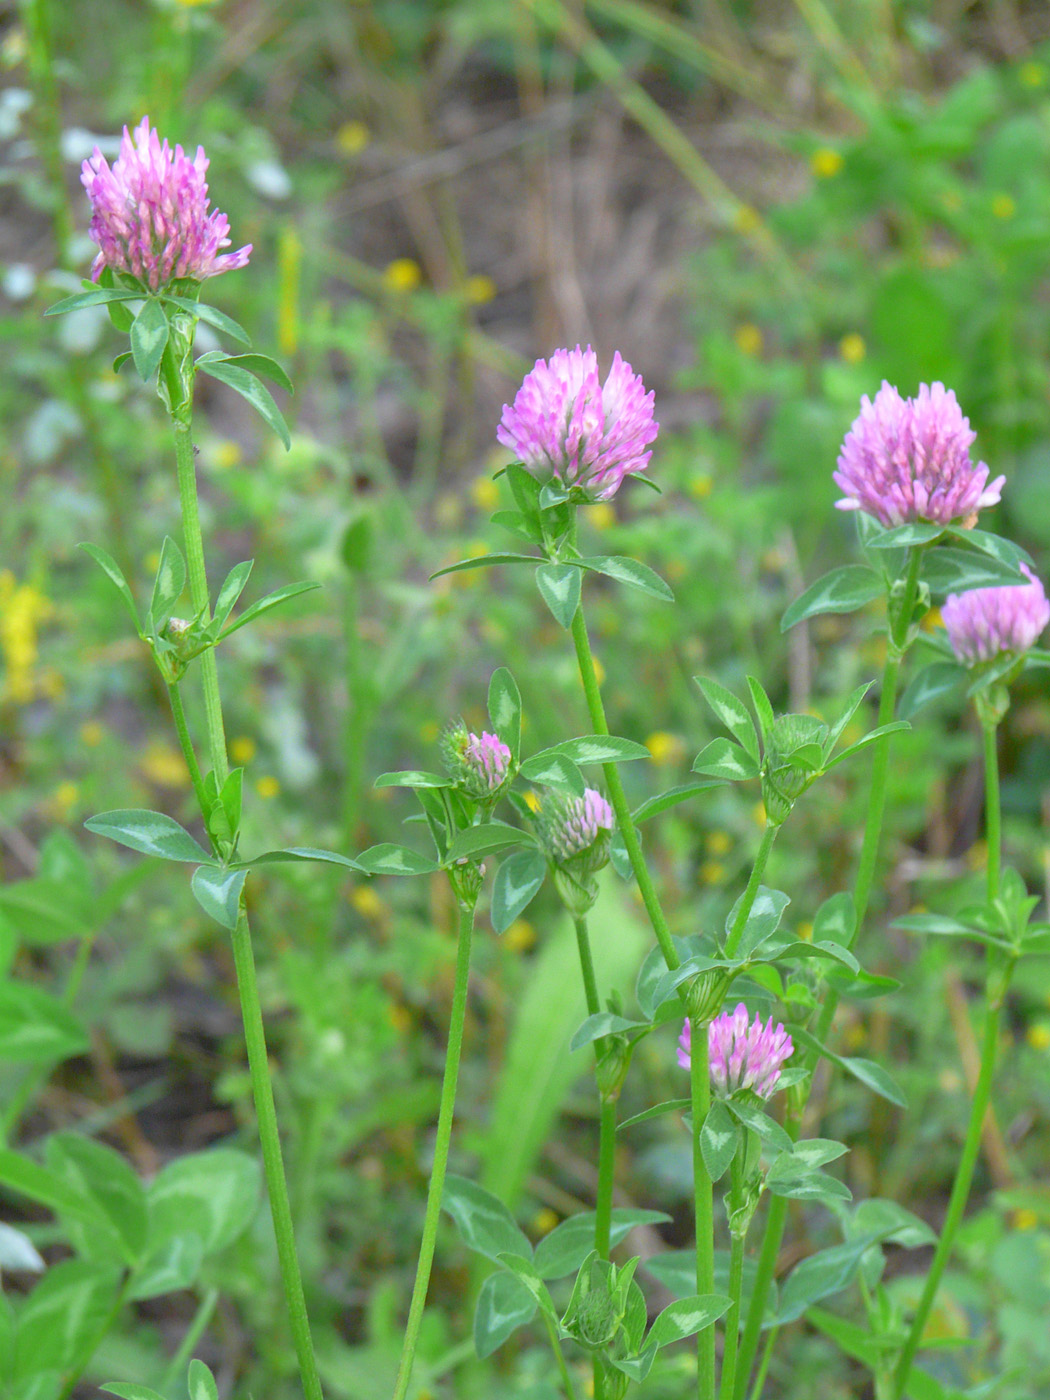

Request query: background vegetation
[{"left": 2, "top": 1, "right": 1050, "bottom": 1396}]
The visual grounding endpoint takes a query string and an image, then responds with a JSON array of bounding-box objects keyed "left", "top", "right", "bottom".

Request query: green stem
[
  {"left": 231, "top": 907, "right": 324, "bottom": 1400},
  {"left": 595, "top": 1098, "right": 617, "bottom": 1259},
  {"left": 982, "top": 721, "right": 1001, "bottom": 904},
  {"left": 160, "top": 1288, "right": 219, "bottom": 1392},
  {"left": 734, "top": 549, "right": 923, "bottom": 1399},
  {"left": 573, "top": 914, "right": 601, "bottom": 1019},
  {"left": 172, "top": 418, "right": 228, "bottom": 786},
  {"left": 719, "top": 1154, "right": 746, "bottom": 1400},
  {"left": 691, "top": 1023, "right": 715, "bottom": 1400},
  {"left": 747, "top": 1327, "right": 777, "bottom": 1400},
  {"left": 168, "top": 681, "right": 210, "bottom": 817},
  {"left": 166, "top": 369, "right": 320, "bottom": 1396},
  {"left": 723, "top": 822, "right": 778, "bottom": 958},
  {"left": 569, "top": 604, "right": 678, "bottom": 973},
  {"left": 543, "top": 1312, "right": 581, "bottom": 1400},
  {"left": 890, "top": 721, "right": 1006, "bottom": 1399},
  {"left": 392, "top": 902, "right": 475, "bottom": 1400}
]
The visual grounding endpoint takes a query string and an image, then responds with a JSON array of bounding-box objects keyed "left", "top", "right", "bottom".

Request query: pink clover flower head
[
  {"left": 463, "top": 730, "right": 512, "bottom": 794},
  {"left": 942, "top": 563, "right": 1050, "bottom": 666},
  {"left": 80, "top": 116, "right": 252, "bottom": 292},
  {"left": 833, "top": 381, "right": 1004, "bottom": 529},
  {"left": 544, "top": 787, "right": 614, "bottom": 862},
  {"left": 678, "top": 1004, "right": 793, "bottom": 1100},
  {"left": 497, "top": 345, "right": 658, "bottom": 499}
]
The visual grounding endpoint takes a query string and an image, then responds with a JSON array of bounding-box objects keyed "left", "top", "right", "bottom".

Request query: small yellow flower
[
  {"left": 350, "top": 885, "right": 386, "bottom": 919},
  {"left": 992, "top": 193, "right": 1016, "bottom": 220},
  {"left": 531, "top": 1207, "right": 559, "bottom": 1235},
  {"left": 255, "top": 775, "right": 281, "bottom": 799},
  {"left": 811, "top": 147, "right": 844, "bottom": 178},
  {"left": 1013, "top": 1208, "right": 1039, "bottom": 1231},
  {"left": 966, "top": 840, "right": 988, "bottom": 873},
  {"left": 230, "top": 735, "right": 257, "bottom": 765},
  {"left": 388, "top": 1003, "right": 413, "bottom": 1034},
  {"left": 39, "top": 667, "right": 64, "bottom": 700},
  {"left": 79, "top": 720, "right": 105, "bottom": 747},
  {"left": 0, "top": 571, "right": 53, "bottom": 703},
  {"left": 49, "top": 781, "right": 80, "bottom": 821},
  {"left": 144, "top": 550, "right": 161, "bottom": 574},
  {"left": 471, "top": 474, "right": 500, "bottom": 512},
  {"left": 505, "top": 919, "right": 537, "bottom": 952},
  {"left": 699, "top": 860, "right": 725, "bottom": 886},
  {"left": 212, "top": 439, "right": 242, "bottom": 471},
  {"left": 465, "top": 274, "right": 496, "bottom": 305},
  {"left": 751, "top": 801, "right": 766, "bottom": 827},
  {"left": 922, "top": 606, "right": 943, "bottom": 632},
  {"left": 1026, "top": 1023, "right": 1050, "bottom": 1051},
  {"left": 839, "top": 332, "right": 865, "bottom": 364},
  {"left": 523, "top": 791, "right": 541, "bottom": 813},
  {"left": 1019, "top": 61, "right": 1046, "bottom": 88},
  {"left": 383, "top": 258, "right": 422, "bottom": 293},
  {"left": 646, "top": 731, "right": 685, "bottom": 765},
  {"left": 336, "top": 120, "right": 371, "bottom": 156},
  {"left": 585, "top": 502, "right": 616, "bottom": 531},
  {"left": 689, "top": 473, "right": 713, "bottom": 500},
  {"left": 141, "top": 742, "right": 190, "bottom": 788},
  {"left": 796, "top": 920, "right": 813, "bottom": 942},
  {"left": 843, "top": 1020, "right": 866, "bottom": 1051},
  {"left": 706, "top": 830, "right": 732, "bottom": 856},
  {"left": 733, "top": 204, "right": 761, "bottom": 234},
  {"left": 734, "top": 323, "right": 763, "bottom": 356},
  {"left": 419, "top": 719, "right": 440, "bottom": 743}
]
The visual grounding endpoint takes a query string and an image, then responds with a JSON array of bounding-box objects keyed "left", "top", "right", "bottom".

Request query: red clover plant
[{"left": 40, "top": 119, "right": 1050, "bottom": 1400}]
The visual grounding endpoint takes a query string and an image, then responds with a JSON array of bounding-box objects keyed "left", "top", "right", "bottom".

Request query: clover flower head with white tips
[
  {"left": 833, "top": 381, "right": 1004, "bottom": 528},
  {"left": 80, "top": 116, "right": 251, "bottom": 292},
  {"left": 678, "top": 1003, "right": 793, "bottom": 1100},
  {"left": 497, "top": 345, "right": 658, "bottom": 500},
  {"left": 942, "top": 563, "right": 1050, "bottom": 666}
]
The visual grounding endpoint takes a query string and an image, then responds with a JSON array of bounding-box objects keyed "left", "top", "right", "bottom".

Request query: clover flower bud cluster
[
  {"left": 440, "top": 723, "right": 512, "bottom": 798},
  {"left": 834, "top": 381, "right": 1004, "bottom": 529},
  {"left": 81, "top": 116, "right": 251, "bottom": 292},
  {"left": 497, "top": 345, "right": 658, "bottom": 500},
  {"left": 678, "top": 1003, "right": 793, "bottom": 1100},
  {"left": 539, "top": 788, "right": 615, "bottom": 872},
  {"left": 942, "top": 563, "right": 1050, "bottom": 666}
]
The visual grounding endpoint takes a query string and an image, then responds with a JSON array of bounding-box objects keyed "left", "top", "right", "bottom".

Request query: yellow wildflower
[
  {"left": 646, "top": 731, "right": 685, "bottom": 765},
  {"left": 230, "top": 735, "right": 257, "bottom": 765},
  {"left": 585, "top": 503, "right": 616, "bottom": 531},
  {"left": 471, "top": 474, "right": 500, "bottom": 512},
  {"left": 706, "top": 830, "right": 732, "bottom": 856},
  {"left": 505, "top": 919, "right": 537, "bottom": 952},
  {"left": 734, "top": 323, "right": 763, "bottom": 356},
  {"left": 383, "top": 258, "right": 422, "bottom": 293},
  {"left": 336, "top": 121, "right": 370, "bottom": 156},
  {"left": 811, "top": 147, "right": 844, "bottom": 178},
  {"left": 255, "top": 775, "right": 281, "bottom": 799},
  {"left": 49, "top": 781, "right": 80, "bottom": 821},
  {"left": 839, "top": 333, "right": 865, "bottom": 364},
  {"left": 531, "top": 1207, "right": 559, "bottom": 1235},
  {"left": 350, "top": 885, "right": 386, "bottom": 919},
  {"left": 1026, "top": 1023, "right": 1050, "bottom": 1051},
  {"left": 699, "top": 861, "right": 725, "bottom": 886},
  {"left": 79, "top": 720, "right": 105, "bottom": 747},
  {"left": 733, "top": 204, "right": 761, "bottom": 234},
  {"left": 689, "top": 473, "right": 713, "bottom": 500},
  {"left": 140, "top": 742, "right": 190, "bottom": 788},
  {"left": 0, "top": 571, "right": 53, "bottom": 703},
  {"left": 465, "top": 274, "right": 496, "bottom": 305},
  {"left": 991, "top": 193, "right": 1016, "bottom": 220},
  {"left": 1012, "top": 1208, "right": 1039, "bottom": 1231},
  {"left": 212, "top": 439, "right": 242, "bottom": 471}
]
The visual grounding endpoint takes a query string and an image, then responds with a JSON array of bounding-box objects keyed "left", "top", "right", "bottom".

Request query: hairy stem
[
  {"left": 392, "top": 902, "right": 475, "bottom": 1400},
  {"left": 691, "top": 1026, "right": 715, "bottom": 1400},
  {"left": 734, "top": 548, "right": 923, "bottom": 1398},
  {"left": 890, "top": 720, "right": 1006, "bottom": 1398}
]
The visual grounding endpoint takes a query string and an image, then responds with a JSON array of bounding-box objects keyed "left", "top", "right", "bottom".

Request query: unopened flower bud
[
  {"left": 441, "top": 722, "right": 512, "bottom": 799},
  {"left": 539, "top": 788, "right": 614, "bottom": 876},
  {"left": 761, "top": 713, "right": 827, "bottom": 826}
]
